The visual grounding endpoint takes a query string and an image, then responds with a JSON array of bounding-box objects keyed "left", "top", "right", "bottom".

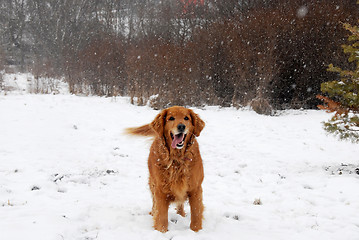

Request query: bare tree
[{"left": 0, "top": 0, "right": 27, "bottom": 71}]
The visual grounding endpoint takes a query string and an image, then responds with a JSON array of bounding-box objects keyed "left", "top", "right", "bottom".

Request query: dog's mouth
[{"left": 170, "top": 132, "right": 187, "bottom": 149}]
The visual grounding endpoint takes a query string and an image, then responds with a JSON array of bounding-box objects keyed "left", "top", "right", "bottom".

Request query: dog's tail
[{"left": 125, "top": 124, "right": 156, "bottom": 137}]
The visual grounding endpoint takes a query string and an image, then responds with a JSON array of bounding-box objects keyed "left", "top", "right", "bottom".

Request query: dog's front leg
[
  {"left": 153, "top": 190, "right": 170, "bottom": 232},
  {"left": 189, "top": 187, "right": 204, "bottom": 232}
]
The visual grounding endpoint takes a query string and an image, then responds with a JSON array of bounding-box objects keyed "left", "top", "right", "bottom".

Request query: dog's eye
[
  {"left": 169, "top": 117, "right": 175, "bottom": 121},
  {"left": 184, "top": 116, "right": 189, "bottom": 120}
]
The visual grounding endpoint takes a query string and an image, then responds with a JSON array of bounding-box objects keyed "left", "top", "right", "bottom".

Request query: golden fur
[{"left": 126, "top": 106, "right": 205, "bottom": 232}]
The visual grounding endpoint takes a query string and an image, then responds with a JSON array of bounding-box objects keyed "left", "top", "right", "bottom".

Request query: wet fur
[{"left": 126, "top": 106, "right": 205, "bottom": 232}]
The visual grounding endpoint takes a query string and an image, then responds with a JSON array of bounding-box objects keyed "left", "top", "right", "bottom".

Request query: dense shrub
[
  {"left": 122, "top": 0, "right": 356, "bottom": 110},
  {"left": 2, "top": 0, "right": 357, "bottom": 111},
  {"left": 65, "top": 36, "right": 126, "bottom": 96}
]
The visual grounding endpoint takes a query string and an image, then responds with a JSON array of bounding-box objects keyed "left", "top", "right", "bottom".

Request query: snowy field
[{"left": 1, "top": 74, "right": 359, "bottom": 240}]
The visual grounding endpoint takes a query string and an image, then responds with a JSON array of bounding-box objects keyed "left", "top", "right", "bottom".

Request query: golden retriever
[{"left": 126, "top": 106, "right": 205, "bottom": 232}]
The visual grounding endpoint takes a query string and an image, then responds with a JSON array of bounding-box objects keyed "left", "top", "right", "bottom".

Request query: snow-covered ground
[{"left": 1, "top": 74, "right": 359, "bottom": 240}]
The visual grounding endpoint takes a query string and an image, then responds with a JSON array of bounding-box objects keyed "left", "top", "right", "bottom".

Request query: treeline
[{"left": 0, "top": 0, "right": 357, "bottom": 111}]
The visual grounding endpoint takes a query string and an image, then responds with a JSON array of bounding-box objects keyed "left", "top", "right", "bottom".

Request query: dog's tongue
[{"left": 171, "top": 133, "right": 184, "bottom": 149}]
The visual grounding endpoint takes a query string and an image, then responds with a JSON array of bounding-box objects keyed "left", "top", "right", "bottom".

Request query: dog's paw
[
  {"left": 190, "top": 222, "right": 202, "bottom": 232},
  {"left": 154, "top": 224, "right": 168, "bottom": 233},
  {"left": 176, "top": 207, "right": 186, "bottom": 217}
]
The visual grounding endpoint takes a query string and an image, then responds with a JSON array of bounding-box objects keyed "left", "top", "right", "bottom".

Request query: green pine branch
[{"left": 321, "top": 21, "right": 359, "bottom": 143}]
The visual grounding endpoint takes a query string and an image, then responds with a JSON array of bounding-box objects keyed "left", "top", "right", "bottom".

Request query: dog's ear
[
  {"left": 189, "top": 109, "right": 205, "bottom": 137},
  {"left": 150, "top": 109, "right": 167, "bottom": 137}
]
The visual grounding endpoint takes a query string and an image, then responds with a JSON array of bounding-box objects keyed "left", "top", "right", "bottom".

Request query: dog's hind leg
[{"left": 176, "top": 202, "right": 186, "bottom": 217}]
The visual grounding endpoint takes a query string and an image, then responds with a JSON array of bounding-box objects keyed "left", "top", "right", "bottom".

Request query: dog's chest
[{"left": 164, "top": 159, "right": 190, "bottom": 201}]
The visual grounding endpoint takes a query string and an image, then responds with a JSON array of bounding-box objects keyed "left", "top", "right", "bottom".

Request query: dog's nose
[{"left": 177, "top": 124, "right": 186, "bottom": 132}]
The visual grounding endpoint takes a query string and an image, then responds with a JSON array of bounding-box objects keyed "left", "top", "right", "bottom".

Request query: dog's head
[{"left": 150, "top": 106, "right": 205, "bottom": 150}]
